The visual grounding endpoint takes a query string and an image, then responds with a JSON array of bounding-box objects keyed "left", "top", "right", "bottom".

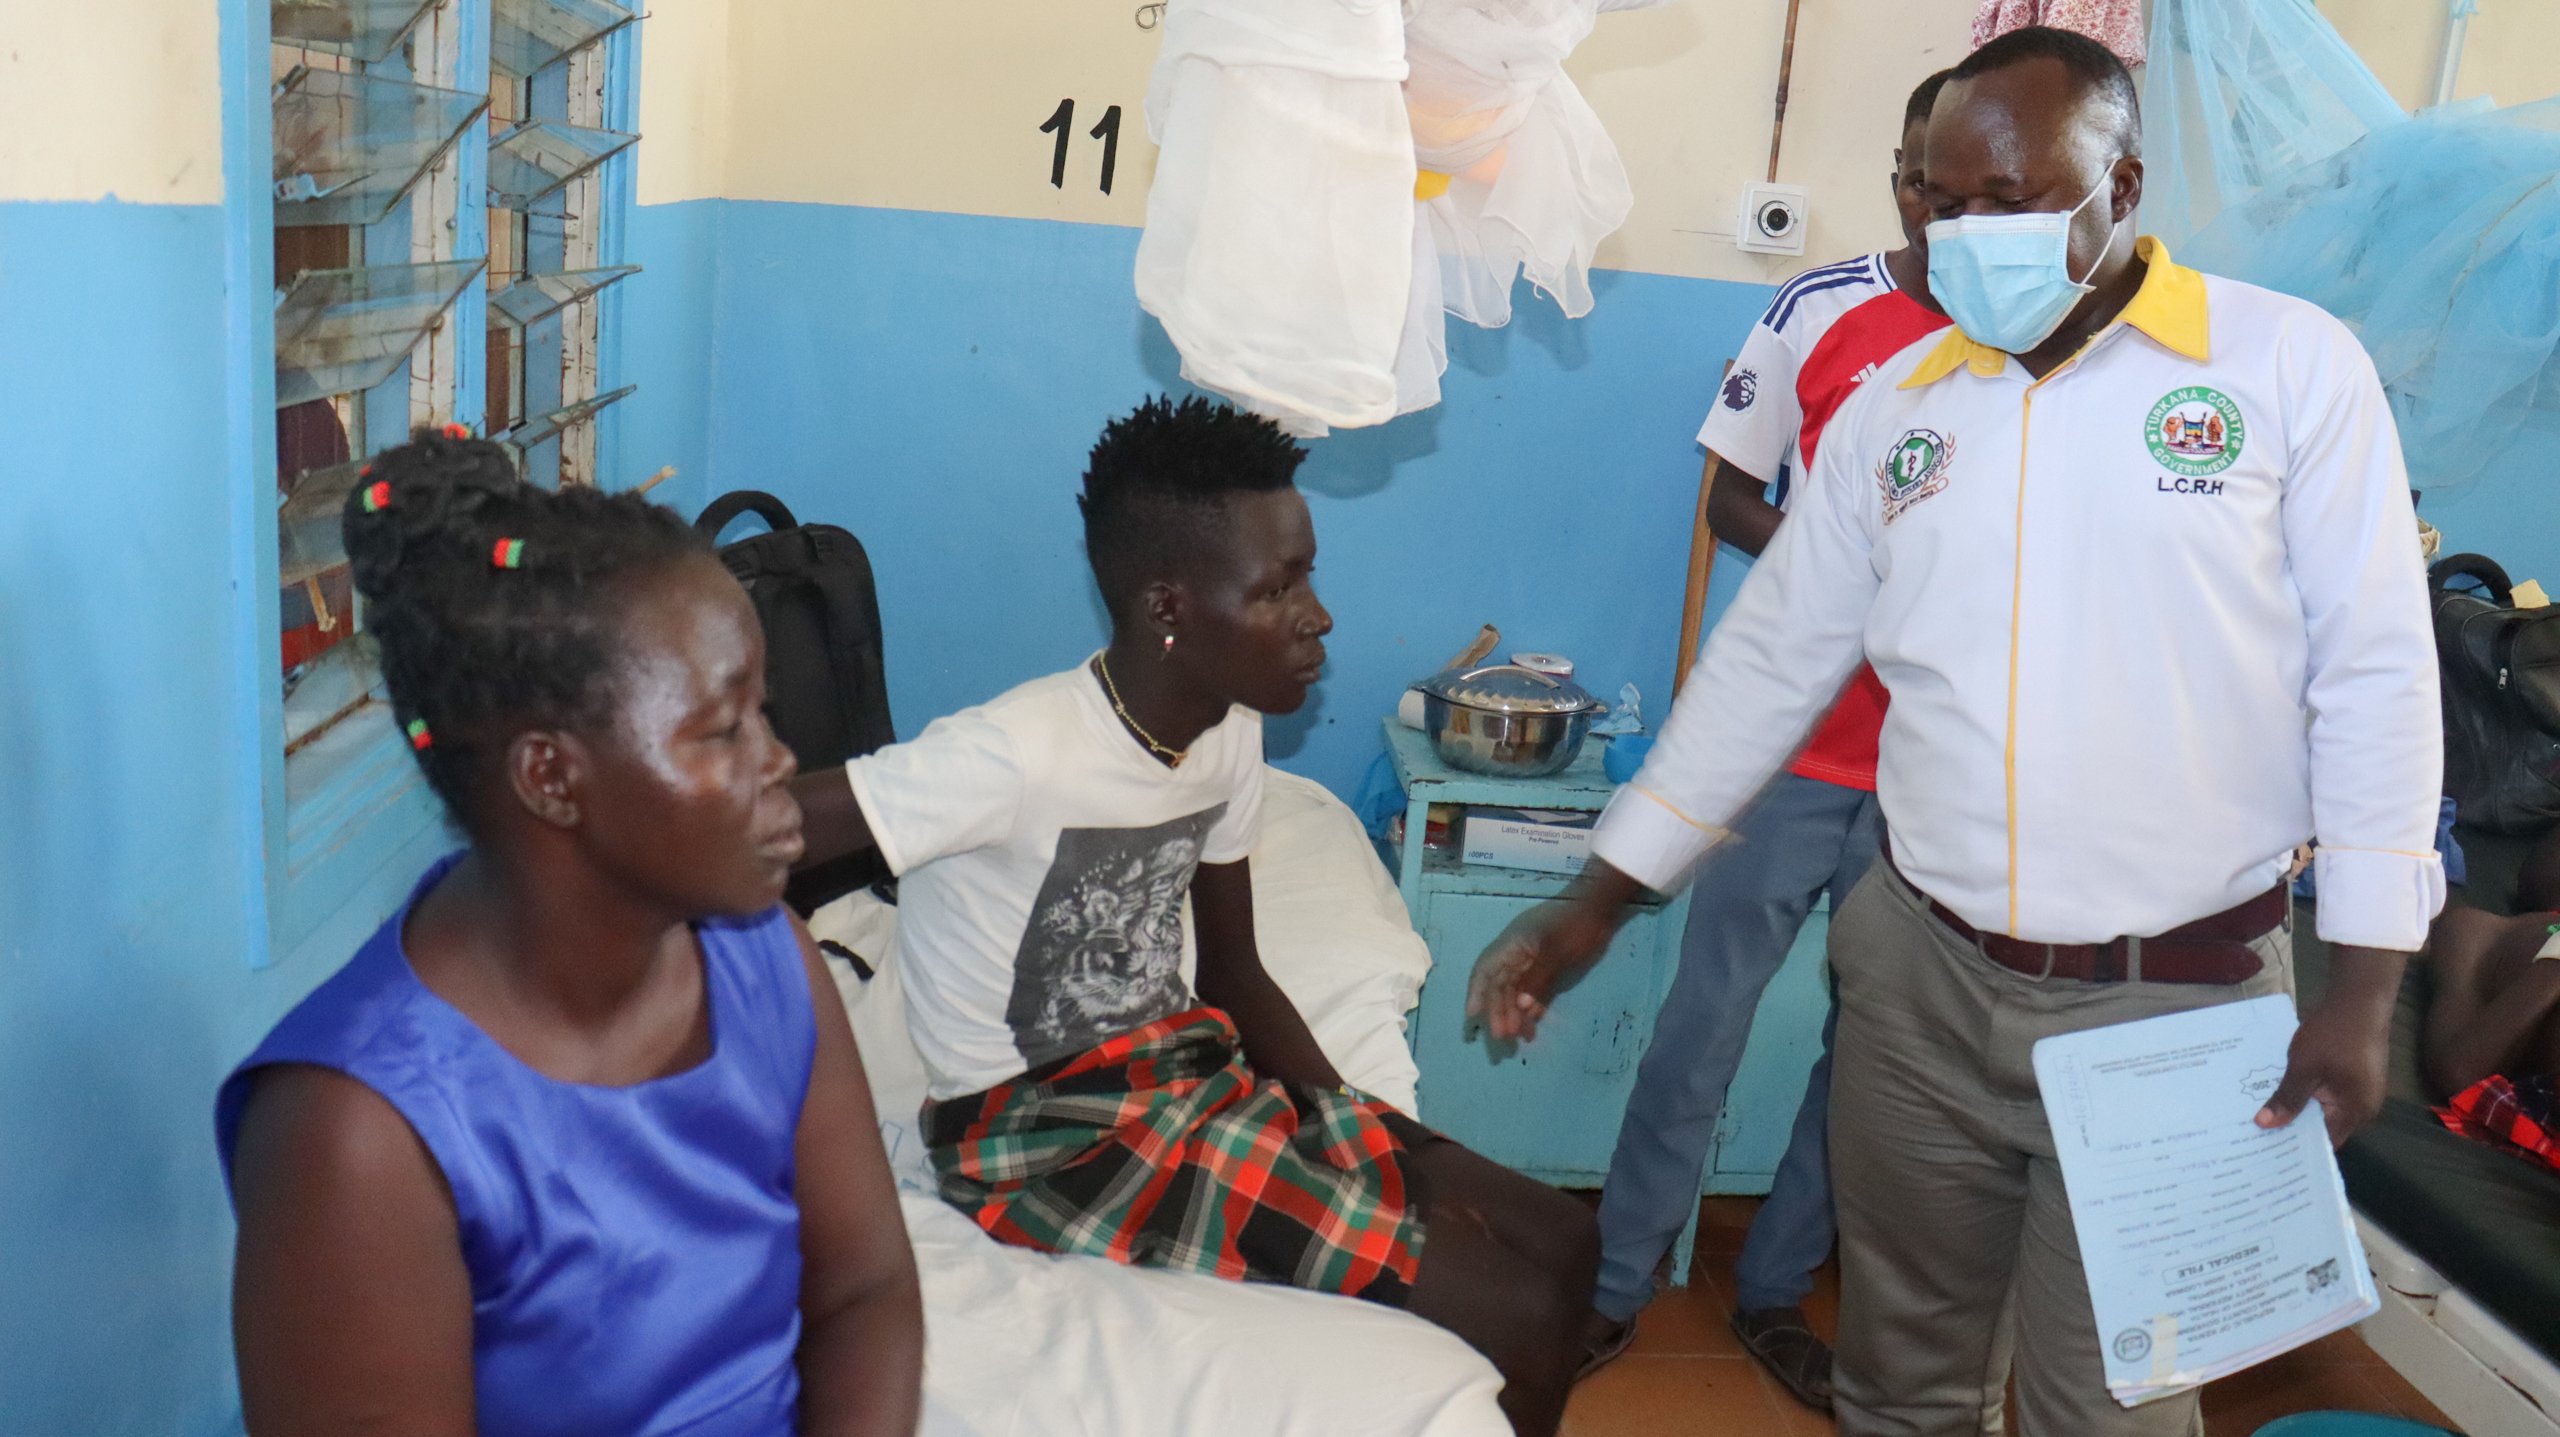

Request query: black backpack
[
  {"left": 2430, "top": 552, "right": 2560, "bottom": 834},
  {"left": 697, "top": 491, "right": 897, "bottom": 909}
]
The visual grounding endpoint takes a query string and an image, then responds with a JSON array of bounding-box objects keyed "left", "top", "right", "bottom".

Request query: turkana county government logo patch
[
  {"left": 2146, "top": 386, "right": 2246, "bottom": 478},
  {"left": 1877, "top": 428, "right": 1955, "bottom": 524}
]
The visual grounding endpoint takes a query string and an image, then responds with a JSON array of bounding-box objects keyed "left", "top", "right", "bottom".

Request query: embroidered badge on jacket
[
  {"left": 1877, "top": 428, "right": 1956, "bottom": 524},
  {"left": 2146, "top": 387, "right": 2246, "bottom": 479}
]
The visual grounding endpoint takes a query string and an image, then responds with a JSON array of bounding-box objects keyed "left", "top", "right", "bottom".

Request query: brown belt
[{"left": 1886, "top": 852, "right": 2285, "bottom": 985}]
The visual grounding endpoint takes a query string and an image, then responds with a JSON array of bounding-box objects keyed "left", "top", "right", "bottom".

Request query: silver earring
[{"left": 1162, "top": 633, "right": 1176, "bottom": 659}]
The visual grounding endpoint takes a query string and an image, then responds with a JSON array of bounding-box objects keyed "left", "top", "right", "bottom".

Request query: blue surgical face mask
[{"left": 1924, "top": 177, "right": 2120, "bottom": 353}]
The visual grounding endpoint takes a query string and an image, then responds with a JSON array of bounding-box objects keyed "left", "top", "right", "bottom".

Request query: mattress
[
  {"left": 815, "top": 767, "right": 1511, "bottom": 1437},
  {"left": 2342, "top": 1097, "right": 2560, "bottom": 1360}
]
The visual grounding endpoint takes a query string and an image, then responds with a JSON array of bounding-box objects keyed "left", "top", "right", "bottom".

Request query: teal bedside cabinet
[{"left": 1380, "top": 719, "right": 1832, "bottom": 1288}]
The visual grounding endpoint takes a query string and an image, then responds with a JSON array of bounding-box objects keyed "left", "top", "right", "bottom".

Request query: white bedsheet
[{"left": 813, "top": 768, "right": 1508, "bottom": 1437}]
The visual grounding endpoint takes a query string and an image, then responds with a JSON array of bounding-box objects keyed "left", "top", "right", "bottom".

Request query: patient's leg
[
  {"left": 1399, "top": 1135, "right": 1599, "bottom": 1437},
  {"left": 2425, "top": 905, "right": 2560, "bottom": 1096},
  {"left": 1404, "top": 1134, "right": 1598, "bottom": 1295}
]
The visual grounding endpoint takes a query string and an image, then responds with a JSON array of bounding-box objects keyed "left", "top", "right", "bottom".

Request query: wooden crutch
[
  {"left": 1673, "top": 361, "right": 1733, "bottom": 696},
  {"left": 1677, "top": 0, "right": 1800, "bottom": 693}
]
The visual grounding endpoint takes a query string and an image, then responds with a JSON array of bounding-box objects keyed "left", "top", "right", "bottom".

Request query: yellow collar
[{"left": 1899, "top": 236, "right": 2211, "bottom": 388}]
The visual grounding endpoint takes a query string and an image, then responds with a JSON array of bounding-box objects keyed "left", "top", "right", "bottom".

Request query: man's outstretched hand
[
  {"left": 2253, "top": 943, "right": 2407, "bottom": 1148},
  {"left": 1464, "top": 864, "right": 1649, "bottom": 1043}
]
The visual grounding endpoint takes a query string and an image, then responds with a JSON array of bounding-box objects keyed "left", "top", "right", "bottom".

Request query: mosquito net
[{"left": 2145, "top": 0, "right": 2560, "bottom": 494}]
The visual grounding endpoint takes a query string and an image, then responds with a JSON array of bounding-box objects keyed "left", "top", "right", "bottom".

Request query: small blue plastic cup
[{"left": 1604, "top": 733, "right": 1654, "bottom": 784}]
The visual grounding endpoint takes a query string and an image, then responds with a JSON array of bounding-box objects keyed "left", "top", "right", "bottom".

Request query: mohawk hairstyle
[
  {"left": 1078, "top": 395, "right": 1306, "bottom": 622},
  {"left": 341, "top": 426, "right": 708, "bottom": 835}
]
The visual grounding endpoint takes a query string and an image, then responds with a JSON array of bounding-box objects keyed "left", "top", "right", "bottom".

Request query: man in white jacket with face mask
[{"left": 1473, "top": 26, "right": 2442, "bottom": 1436}]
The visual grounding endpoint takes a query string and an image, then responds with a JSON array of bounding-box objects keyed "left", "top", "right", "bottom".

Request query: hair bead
[
  {"left": 441, "top": 422, "right": 471, "bottom": 440},
  {"left": 348, "top": 424, "right": 707, "bottom": 829}
]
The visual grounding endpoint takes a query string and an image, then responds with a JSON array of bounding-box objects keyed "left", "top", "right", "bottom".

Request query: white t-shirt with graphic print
[{"left": 843, "top": 662, "right": 1265, "bottom": 1100}]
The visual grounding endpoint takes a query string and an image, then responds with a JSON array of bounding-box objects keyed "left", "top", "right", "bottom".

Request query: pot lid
[{"left": 1418, "top": 663, "right": 1603, "bottom": 715}]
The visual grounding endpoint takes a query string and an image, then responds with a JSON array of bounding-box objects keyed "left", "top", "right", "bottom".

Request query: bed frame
[{"left": 2357, "top": 1214, "right": 2560, "bottom": 1436}]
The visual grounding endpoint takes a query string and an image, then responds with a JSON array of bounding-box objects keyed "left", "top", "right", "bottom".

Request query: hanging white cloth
[
  {"left": 1391, "top": 0, "right": 1655, "bottom": 416},
  {"left": 1404, "top": 0, "right": 1625, "bottom": 327},
  {"left": 1135, "top": 0, "right": 1416, "bottom": 436},
  {"left": 1390, "top": 200, "right": 1449, "bottom": 419},
  {"left": 1137, "top": 0, "right": 1658, "bottom": 432}
]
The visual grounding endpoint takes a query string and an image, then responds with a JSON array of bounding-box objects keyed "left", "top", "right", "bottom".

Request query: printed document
[{"left": 2033, "top": 995, "right": 2378, "bottom": 1407}]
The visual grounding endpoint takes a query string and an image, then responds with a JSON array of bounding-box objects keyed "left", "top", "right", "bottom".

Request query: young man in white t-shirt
[{"left": 788, "top": 396, "right": 1599, "bottom": 1437}]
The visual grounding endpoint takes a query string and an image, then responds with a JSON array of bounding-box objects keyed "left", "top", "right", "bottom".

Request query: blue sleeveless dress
[{"left": 217, "top": 854, "right": 816, "bottom": 1437}]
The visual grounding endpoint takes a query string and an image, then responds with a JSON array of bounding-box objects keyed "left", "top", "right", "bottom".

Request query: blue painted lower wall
[
  {"left": 626, "top": 197, "right": 2560, "bottom": 801},
  {"left": 3, "top": 184, "right": 2551, "bottom": 1437},
  {"left": 629, "top": 199, "right": 1773, "bottom": 798},
  {"left": 0, "top": 199, "right": 454, "bottom": 1437},
  {"left": 615, "top": 196, "right": 726, "bottom": 506}
]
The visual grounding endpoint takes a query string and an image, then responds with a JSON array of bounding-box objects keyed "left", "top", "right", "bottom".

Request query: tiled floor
[{"left": 1562, "top": 1196, "right": 2458, "bottom": 1437}]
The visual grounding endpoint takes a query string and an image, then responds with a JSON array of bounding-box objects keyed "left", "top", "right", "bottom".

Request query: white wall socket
[{"left": 1738, "top": 182, "right": 1811, "bottom": 256}]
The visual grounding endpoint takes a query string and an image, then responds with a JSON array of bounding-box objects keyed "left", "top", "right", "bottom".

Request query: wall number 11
[{"left": 1039, "top": 99, "right": 1123, "bottom": 195}]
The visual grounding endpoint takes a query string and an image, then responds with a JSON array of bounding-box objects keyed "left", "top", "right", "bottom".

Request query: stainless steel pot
[{"left": 1416, "top": 663, "right": 1607, "bottom": 778}]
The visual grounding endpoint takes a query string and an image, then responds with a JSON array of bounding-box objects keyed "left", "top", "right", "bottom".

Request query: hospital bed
[
  {"left": 2305, "top": 830, "right": 2560, "bottom": 1437},
  {"left": 811, "top": 767, "right": 1512, "bottom": 1437}
]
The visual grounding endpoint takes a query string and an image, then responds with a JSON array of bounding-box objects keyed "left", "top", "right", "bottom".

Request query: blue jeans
[{"left": 1594, "top": 770, "right": 1882, "bottom": 1319}]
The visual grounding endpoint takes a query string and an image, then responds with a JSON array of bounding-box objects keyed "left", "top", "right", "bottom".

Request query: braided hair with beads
[{"left": 340, "top": 426, "right": 709, "bottom": 834}]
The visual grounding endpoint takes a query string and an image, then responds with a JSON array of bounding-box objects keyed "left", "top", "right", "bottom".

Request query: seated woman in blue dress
[{"left": 218, "top": 428, "right": 923, "bottom": 1437}]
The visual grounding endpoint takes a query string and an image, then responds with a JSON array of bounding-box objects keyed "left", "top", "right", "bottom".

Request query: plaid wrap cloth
[
  {"left": 923, "top": 1006, "right": 1426, "bottom": 1306},
  {"left": 2438, "top": 1073, "right": 2560, "bottom": 1174}
]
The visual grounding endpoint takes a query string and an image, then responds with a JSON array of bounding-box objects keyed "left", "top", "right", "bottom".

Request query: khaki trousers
[{"left": 1827, "top": 863, "right": 2294, "bottom": 1436}]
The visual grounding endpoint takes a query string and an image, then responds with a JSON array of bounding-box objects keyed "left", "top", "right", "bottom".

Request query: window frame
[
  {"left": 495, "top": 19, "right": 637, "bottom": 489},
  {"left": 252, "top": 1, "right": 484, "bottom": 963},
  {"left": 232, "top": 0, "right": 637, "bottom": 964},
  {"left": 595, "top": 20, "right": 636, "bottom": 489}
]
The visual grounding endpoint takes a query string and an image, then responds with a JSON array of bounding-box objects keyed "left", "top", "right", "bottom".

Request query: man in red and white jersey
[{"left": 1541, "top": 69, "right": 1956, "bottom": 1412}]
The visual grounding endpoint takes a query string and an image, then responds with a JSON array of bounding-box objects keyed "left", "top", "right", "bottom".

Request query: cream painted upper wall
[
  {"left": 700, "top": 0, "right": 1978, "bottom": 284},
  {"left": 1717, "top": 0, "right": 1977, "bottom": 277},
  {"left": 663, "top": 0, "right": 2558, "bottom": 283},
  {"left": 634, "top": 0, "right": 735, "bottom": 205},
  {"left": 0, "top": 3, "right": 225, "bottom": 204},
  {"left": 718, "top": 3, "right": 1166, "bottom": 228},
  {"left": 1574, "top": 2, "right": 1790, "bottom": 283},
  {"left": 2323, "top": 0, "right": 2560, "bottom": 112}
]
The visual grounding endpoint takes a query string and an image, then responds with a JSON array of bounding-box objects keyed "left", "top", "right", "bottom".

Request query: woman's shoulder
[
  {"left": 699, "top": 902, "right": 808, "bottom": 988},
  {"left": 273, "top": 850, "right": 453, "bottom": 1014},
  {"left": 225, "top": 1058, "right": 443, "bottom": 1209},
  {"left": 216, "top": 905, "right": 446, "bottom": 1191},
  {"left": 248, "top": 904, "right": 441, "bottom": 1073},
  {"left": 699, "top": 905, "right": 821, "bottom": 1081}
]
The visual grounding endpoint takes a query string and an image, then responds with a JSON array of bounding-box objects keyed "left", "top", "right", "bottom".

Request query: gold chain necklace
[{"left": 1094, "top": 653, "right": 1187, "bottom": 768}]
